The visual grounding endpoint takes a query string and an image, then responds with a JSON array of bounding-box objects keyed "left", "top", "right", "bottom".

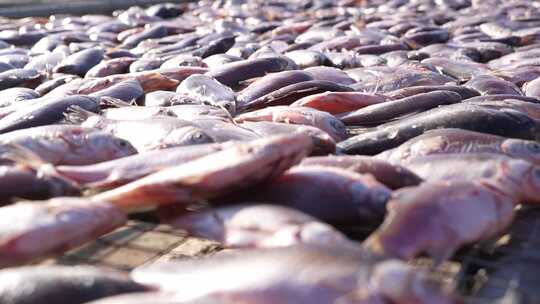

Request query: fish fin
[
  {"left": 99, "top": 96, "right": 133, "bottom": 108},
  {"left": 63, "top": 105, "right": 98, "bottom": 124},
  {"left": 1, "top": 144, "right": 81, "bottom": 188}
]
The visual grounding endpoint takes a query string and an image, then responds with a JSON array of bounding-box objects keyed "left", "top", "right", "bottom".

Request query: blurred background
[{"left": 0, "top": 0, "right": 188, "bottom": 17}]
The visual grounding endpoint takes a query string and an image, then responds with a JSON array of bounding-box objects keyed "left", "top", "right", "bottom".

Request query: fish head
[
  {"left": 86, "top": 132, "right": 138, "bottom": 161},
  {"left": 325, "top": 117, "right": 348, "bottom": 141},
  {"left": 296, "top": 126, "right": 337, "bottom": 155},
  {"left": 161, "top": 127, "right": 215, "bottom": 149},
  {"left": 501, "top": 139, "right": 540, "bottom": 166}
]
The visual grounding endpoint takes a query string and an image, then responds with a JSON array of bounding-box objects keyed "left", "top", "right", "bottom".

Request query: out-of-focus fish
[
  {"left": 340, "top": 91, "right": 462, "bottom": 126},
  {"left": 78, "top": 71, "right": 180, "bottom": 94},
  {"left": 235, "top": 106, "right": 347, "bottom": 141},
  {"left": 304, "top": 66, "right": 356, "bottom": 85},
  {"left": 131, "top": 245, "right": 460, "bottom": 304},
  {"left": 91, "top": 134, "right": 312, "bottom": 211},
  {"left": 378, "top": 128, "right": 540, "bottom": 165},
  {"left": 364, "top": 181, "right": 515, "bottom": 262},
  {"left": 385, "top": 85, "right": 480, "bottom": 100},
  {"left": 0, "top": 164, "right": 79, "bottom": 203},
  {"left": 0, "top": 265, "right": 149, "bottom": 304},
  {"left": 165, "top": 203, "right": 351, "bottom": 249},
  {"left": 82, "top": 292, "right": 197, "bottom": 304},
  {"left": 299, "top": 155, "right": 422, "bottom": 190},
  {"left": 85, "top": 57, "right": 137, "bottom": 78},
  {"left": 53, "top": 47, "right": 105, "bottom": 77},
  {"left": 0, "top": 198, "right": 126, "bottom": 267},
  {"left": 291, "top": 91, "right": 387, "bottom": 115}
]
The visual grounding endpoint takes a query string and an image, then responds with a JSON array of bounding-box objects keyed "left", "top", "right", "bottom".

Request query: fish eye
[
  {"left": 330, "top": 120, "right": 345, "bottom": 131},
  {"left": 529, "top": 142, "right": 540, "bottom": 152},
  {"left": 191, "top": 131, "right": 206, "bottom": 141}
]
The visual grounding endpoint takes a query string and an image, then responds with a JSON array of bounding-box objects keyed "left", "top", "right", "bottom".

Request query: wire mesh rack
[{"left": 43, "top": 206, "right": 540, "bottom": 304}]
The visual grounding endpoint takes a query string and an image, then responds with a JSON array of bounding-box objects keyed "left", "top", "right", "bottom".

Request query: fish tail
[
  {"left": 63, "top": 105, "right": 98, "bottom": 124},
  {"left": 99, "top": 96, "right": 133, "bottom": 108}
]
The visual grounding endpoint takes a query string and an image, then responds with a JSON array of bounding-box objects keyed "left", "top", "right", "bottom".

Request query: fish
[
  {"left": 54, "top": 143, "right": 229, "bottom": 189},
  {"left": 290, "top": 91, "right": 388, "bottom": 115},
  {"left": 0, "top": 164, "right": 79, "bottom": 203},
  {"left": 0, "top": 265, "right": 149, "bottom": 304},
  {"left": 236, "top": 70, "right": 314, "bottom": 107},
  {"left": 176, "top": 74, "right": 236, "bottom": 115},
  {"left": 397, "top": 153, "right": 540, "bottom": 204},
  {"left": 34, "top": 75, "right": 80, "bottom": 96},
  {"left": 76, "top": 72, "right": 180, "bottom": 95},
  {"left": 421, "top": 57, "right": 490, "bottom": 81},
  {"left": 0, "top": 124, "right": 136, "bottom": 165},
  {"left": 239, "top": 121, "right": 336, "bottom": 155},
  {"left": 228, "top": 166, "right": 391, "bottom": 224},
  {"left": 284, "top": 50, "right": 332, "bottom": 68},
  {"left": 0, "top": 197, "right": 126, "bottom": 267},
  {"left": 83, "top": 292, "right": 196, "bottom": 304},
  {"left": 346, "top": 65, "right": 456, "bottom": 93},
  {"left": 0, "top": 88, "right": 39, "bottom": 107},
  {"left": 122, "top": 25, "right": 169, "bottom": 48},
  {"left": 0, "top": 95, "right": 100, "bottom": 134},
  {"left": 340, "top": 91, "right": 463, "bottom": 126},
  {"left": 70, "top": 110, "right": 213, "bottom": 153},
  {"left": 298, "top": 155, "right": 422, "bottom": 189},
  {"left": 0, "top": 68, "right": 43, "bottom": 90},
  {"left": 192, "top": 35, "right": 236, "bottom": 58},
  {"left": 378, "top": 128, "right": 540, "bottom": 165},
  {"left": 235, "top": 106, "right": 347, "bottom": 141},
  {"left": 164, "top": 203, "right": 351, "bottom": 249},
  {"left": 91, "top": 134, "right": 312, "bottom": 211},
  {"left": 85, "top": 57, "right": 137, "bottom": 78},
  {"left": 131, "top": 245, "right": 460, "bottom": 304},
  {"left": 89, "top": 79, "right": 144, "bottom": 103},
  {"left": 205, "top": 57, "right": 292, "bottom": 88},
  {"left": 465, "top": 75, "right": 523, "bottom": 96},
  {"left": 523, "top": 76, "right": 540, "bottom": 98},
  {"left": 384, "top": 85, "right": 480, "bottom": 100},
  {"left": 339, "top": 103, "right": 540, "bottom": 155},
  {"left": 53, "top": 47, "right": 105, "bottom": 77},
  {"left": 303, "top": 66, "right": 356, "bottom": 85},
  {"left": 238, "top": 80, "right": 354, "bottom": 112},
  {"left": 363, "top": 181, "right": 515, "bottom": 262}
]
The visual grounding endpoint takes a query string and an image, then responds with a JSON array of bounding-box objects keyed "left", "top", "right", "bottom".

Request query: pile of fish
[{"left": 3, "top": 0, "right": 540, "bottom": 302}]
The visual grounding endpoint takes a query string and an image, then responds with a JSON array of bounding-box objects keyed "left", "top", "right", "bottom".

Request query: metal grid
[
  {"left": 45, "top": 207, "right": 540, "bottom": 303},
  {"left": 45, "top": 220, "right": 222, "bottom": 271}
]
